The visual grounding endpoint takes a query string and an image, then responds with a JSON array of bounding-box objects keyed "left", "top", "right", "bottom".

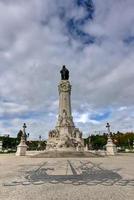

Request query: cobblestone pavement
[{"left": 0, "top": 154, "right": 134, "bottom": 200}]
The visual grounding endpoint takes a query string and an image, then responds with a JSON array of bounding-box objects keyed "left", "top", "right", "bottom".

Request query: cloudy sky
[{"left": 0, "top": 0, "right": 134, "bottom": 139}]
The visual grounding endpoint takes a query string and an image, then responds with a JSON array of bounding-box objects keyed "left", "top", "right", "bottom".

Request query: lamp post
[
  {"left": 106, "top": 122, "right": 111, "bottom": 135},
  {"left": 27, "top": 133, "right": 30, "bottom": 141},
  {"left": 38, "top": 135, "right": 42, "bottom": 150}
]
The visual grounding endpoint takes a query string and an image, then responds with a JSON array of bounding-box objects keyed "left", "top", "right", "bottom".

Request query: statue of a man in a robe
[{"left": 60, "top": 65, "right": 69, "bottom": 80}]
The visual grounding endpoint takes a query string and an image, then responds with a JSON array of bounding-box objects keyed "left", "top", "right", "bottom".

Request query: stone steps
[{"left": 30, "top": 151, "right": 101, "bottom": 158}]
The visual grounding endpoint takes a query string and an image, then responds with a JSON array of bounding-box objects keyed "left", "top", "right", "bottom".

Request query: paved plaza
[{"left": 0, "top": 154, "right": 134, "bottom": 200}]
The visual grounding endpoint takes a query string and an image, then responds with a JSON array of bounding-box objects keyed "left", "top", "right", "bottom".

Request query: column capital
[{"left": 58, "top": 80, "right": 71, "bottom": 93}]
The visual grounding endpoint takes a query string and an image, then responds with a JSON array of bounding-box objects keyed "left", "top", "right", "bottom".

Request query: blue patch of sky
[
  {"left": 67, "top": 19, "right": 95, "bottom": 45},
  {"left": 123, "top": 36, "right": 134, "bottom": 45},
  {"left": 76, "top": 0, "right": 94, "bottom": 17},
  {"left": 90, "top": 110, "right": 111, "bottom": 121},
  {"left": 16, "top": 111, "right": 44, "bottom": 120},
  {"left": 0, "top": 110, "right": 46, "bottom": 121},
  {"left": 58, "top": 0, "right": 95, "bottom": 45},
  {"left": 2, "top": 121, "right": 12, "bottom": 128},
  {"left": 0, "top": 96, "right": 12, "bottom": 103}
]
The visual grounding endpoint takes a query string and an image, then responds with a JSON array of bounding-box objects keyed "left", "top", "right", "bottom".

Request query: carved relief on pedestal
[
  {"left": 59, "top": 109, "right": 69, "bottom": 126},
  {"left": 57, "top": 110, "right": 74, "bottom": 128},
  {"left": 57, "top": 135, "right": 70, "bottom": 148},
  {"left": 48, "top": 129, "right": 59, "bottom": 139}
]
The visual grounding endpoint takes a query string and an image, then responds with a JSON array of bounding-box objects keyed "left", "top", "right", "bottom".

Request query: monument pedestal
[
  {"left": 16, "top": 142, "right": 27, "bottom": 156},
  {"left": 84, "top": 144, "right": 89, "bottom": 152},
  {"left": 16, "top": 123, "right": 28, "bottom": 156},
  {"left": 106, "top": 136, "right": 117, "bottom": 155}
]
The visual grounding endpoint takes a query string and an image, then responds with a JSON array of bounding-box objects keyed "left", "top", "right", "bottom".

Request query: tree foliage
[{"left": 85, "top": 131, "right": 134, "bottom": 150}]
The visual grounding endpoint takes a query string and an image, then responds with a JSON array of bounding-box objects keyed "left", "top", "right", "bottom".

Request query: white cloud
[
  {"left": 0, "top": 102, "right": 29, "bottom": 115},
  {"left": 75, "top": 113, "right": 89, "bottom": 123},
  {"left": 118, "top": 106, "right": 127, "bottom": 111}
]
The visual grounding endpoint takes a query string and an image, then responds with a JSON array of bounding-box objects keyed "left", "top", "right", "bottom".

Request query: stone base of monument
[
  {"left": 106, "top": 137, "right": 117, "bottom": 156},
  {"left": 106, "top": 145, "right": 117, "bottom": 155},
  {"left": 16, "top": 143, "right": 27, "bottom": 156},
  {"left": 30, "top": 149, "right": 101, "bottom": 158}
]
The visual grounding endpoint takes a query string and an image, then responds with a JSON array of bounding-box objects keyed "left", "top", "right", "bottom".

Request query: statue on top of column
[{"left": 60, "top": 65, "right": 69, "bottom": 80}]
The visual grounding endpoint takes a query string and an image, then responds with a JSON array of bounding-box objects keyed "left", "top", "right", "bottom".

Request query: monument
[
  {"left": 16, "top": 123, "right": 28, "bottom": 156},
  {"left": 46, "top": 65, "right": 84, "bottom": 151},
  {"left": 106, "top": 123, "right": 117, "bottom": 155}
]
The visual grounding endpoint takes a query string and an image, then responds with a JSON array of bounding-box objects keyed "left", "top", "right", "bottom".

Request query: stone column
[
  {"left": 16, "top": 123, "right": 28, "bottom": 156},
  {"left": 56, "top": 80, "right": 74, "bottom": 128}
]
